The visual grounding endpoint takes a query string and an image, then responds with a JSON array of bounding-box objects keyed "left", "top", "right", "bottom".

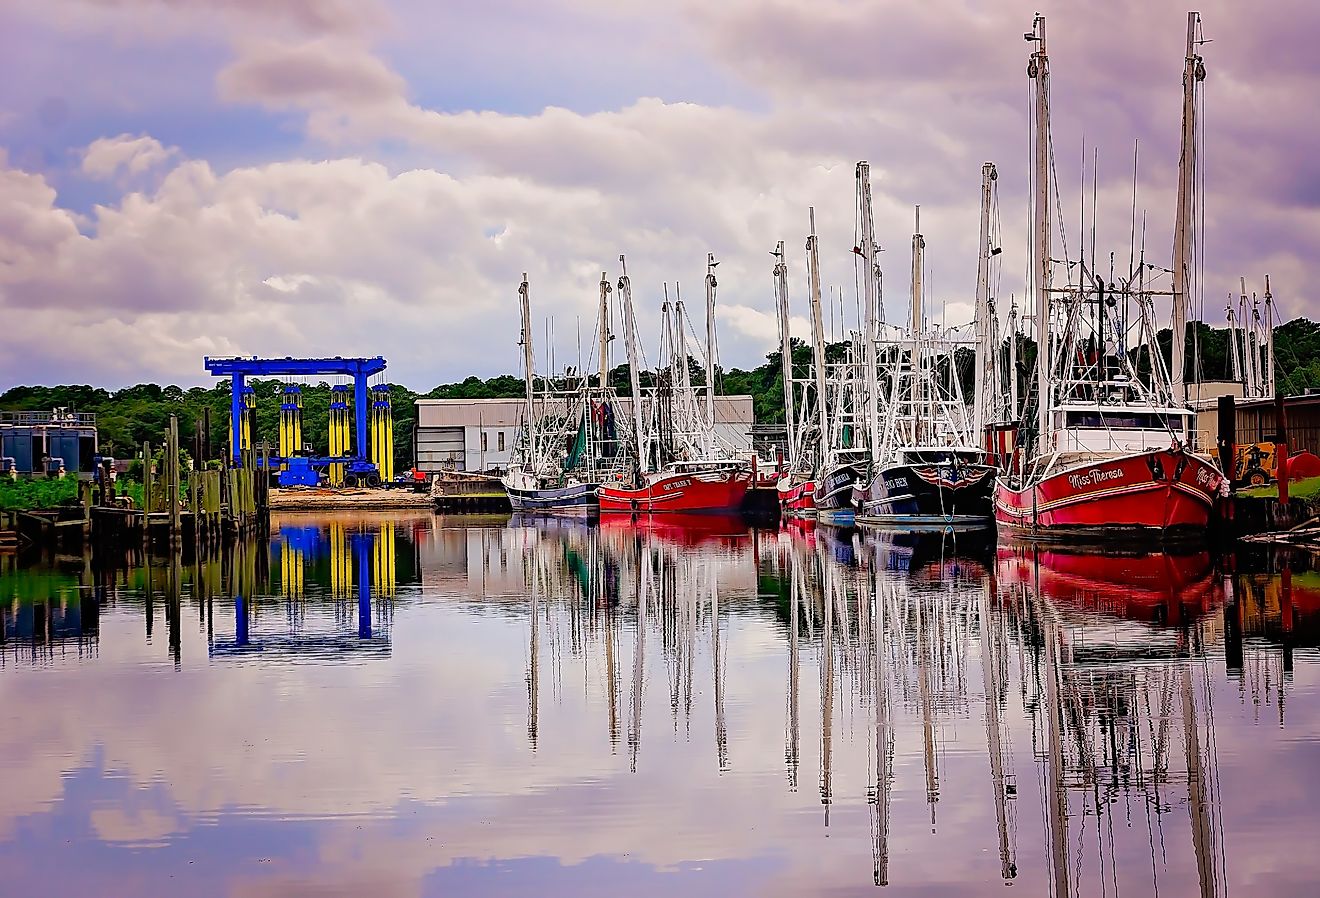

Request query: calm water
[{"left": 1, "top": 512, "right": 1317, "bottom": 897}]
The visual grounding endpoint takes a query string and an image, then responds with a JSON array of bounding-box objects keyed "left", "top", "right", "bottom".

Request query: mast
[
  {"left": 1240, "top": 277, "right": 1251, "bottom": 396},
  {"left": 660, "top": 287, "right": 676, "bottom": 465},
  {"left": 705, "top": 253, "right": 719, "bottom": 457},
  {"left": 973, "top": 163, "right": 998, "bottom": 440},
  {"left": 857, "top": 162, "right": 882, "bottom": 464},
  {"left": 1027, "top": 13, "right": 1053, "bottom": 451},
  {"left": 598, "top": 271, "right": 613, "bottom": 390},
  {"left": 1008, "top": 298, "right": 1020, "bottom": 419},
  {"left": 1264, "top": 274, "right": 1275, "bottom": 395},
  {"left": 518, "top": 274, "right": 537, "bottom": 462},
  {"left": 910, "top": 206, "right": 926, "bottom": 443},
  {"left": 910, "top": 206, "right": 924, "bottom": 335},
  {"left": 1171, "top": 11, "right": 1204, "bottom": 405},
  {"left": 1225, "top": 298, "right": 1241, "bottom": 386},
  {"left": 675, "top": 288, "right": 694, "bottom": 448},
  {"left": 1246, "top": 279, "right": 1256, "bottom": 396},
  {"left": 774, "top": 241, "right": 796, "bottom": 463},
  {"left": 618, "top": 256, "right": 647, "bottom": 479},
  {"left": 807, "top": 208, "right": 830, "bottom": 469}
]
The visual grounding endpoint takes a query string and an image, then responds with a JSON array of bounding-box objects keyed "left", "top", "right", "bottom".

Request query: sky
[{"left": 0, "top": 0, "right": 1315, "bottom": 390}]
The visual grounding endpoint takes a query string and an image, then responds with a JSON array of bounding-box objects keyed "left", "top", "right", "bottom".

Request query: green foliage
[
  {"left": 1238, "top": 475, "right": 1320, "bottom": 500},
  {"left": 0, "top": 477, "right": 80, "bottom": 511},
  {"left": 5, "top": 316, "right": 1320, "bottom": 474}
]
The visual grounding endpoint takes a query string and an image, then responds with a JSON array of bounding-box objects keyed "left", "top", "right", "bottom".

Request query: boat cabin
[
  {"left": 1051, "top": 403, "right": 1193, "bottom": 456},
  {"left": 896, "top": 447, "right": 986, "bottom": 466}
]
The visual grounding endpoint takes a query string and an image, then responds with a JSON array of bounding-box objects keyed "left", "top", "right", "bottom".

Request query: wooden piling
[
  {"left": 168, "top": 415, "right": 182, "bottom": 542},
  {"left": 1276, "top": 392, "right": 1290, "bottom": 505}
]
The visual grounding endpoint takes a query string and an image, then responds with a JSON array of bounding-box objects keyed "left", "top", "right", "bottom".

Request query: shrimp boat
[
  {"left": 597, "top": 255, "right": 751, "bottom": 515},
  {"left": 503, "top": 273, "right": 633, "bottom": 516},
  {"left": 799, "top": 211, "right": 868, "bottom": 525},
  {"left": 851, "top": 163, "right": 997, "bottom": 527},
  {"left": 770, "top": 240, "right": 820, "bottom": 519},
  {"left": 995, "top": 14, "right": 1224, "bottom": 541}
]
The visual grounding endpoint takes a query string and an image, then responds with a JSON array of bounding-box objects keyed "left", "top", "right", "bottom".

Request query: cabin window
[{"left": 1065, "top": 411, "right": 1177, "bottom": 430}]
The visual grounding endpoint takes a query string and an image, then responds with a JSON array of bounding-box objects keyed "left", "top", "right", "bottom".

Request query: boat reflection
[
  {"left": 5, "top": 513, "right": 1320, "bottom": 895},
  {"left": 997, "top": 545, "right": 1227, "bottom": 898},
  {"left": 505, "top": 518, "right": 1250, "bottom": 894}
]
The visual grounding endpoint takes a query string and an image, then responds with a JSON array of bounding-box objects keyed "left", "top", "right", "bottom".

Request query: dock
[{"left": 269, "top": 487, "right": 433, "bottom": 511}]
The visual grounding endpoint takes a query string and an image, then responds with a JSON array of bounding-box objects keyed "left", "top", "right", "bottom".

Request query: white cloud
[
  {"left": 81, "top": 133, "right": 179, "bottom": 180},
  {"left": 217, "top": 38, "right": 405, "bottom": 109},
  {"left": 3, "top": 0, "right": 1317, "bottom": 392}
]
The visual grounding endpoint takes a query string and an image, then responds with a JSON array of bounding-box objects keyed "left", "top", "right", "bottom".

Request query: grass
[
  {"left": 0, "top": 477, "right": 80, "bottom": 511},
  {"left": 0, "top": 477, "right": 146, "bottom": 511},
  {"left": 1237, "top": 475, "right": 1320, "bottom": 501}
]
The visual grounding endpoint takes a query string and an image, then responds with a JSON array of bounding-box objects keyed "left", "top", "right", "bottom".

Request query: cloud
[
  {"left": 4, "top": 0, "right": 1320, "bottom": 390},
  {"left": 45, "top": 0, "right": 388, "bottom": 39},
  {"left": 218, "top": 38, "right": 406, "bottom": 109},
  {"left": 81, "top": 133, "right": 179, "bottom": 179}
]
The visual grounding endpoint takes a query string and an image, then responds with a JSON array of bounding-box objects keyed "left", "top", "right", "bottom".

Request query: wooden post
[
  {"left": 1276, "top": 392, "right": 1290, "bottom": 505},
  {"left": 1216, "top": 395, "right": 1236, "bottom": 482},
  {"left": 168, "top": 415, "right": 182, "bottom": 541},
  {"left": 80, "top": 480, "right": 92, "bottom": 542},
  {"left": 142, "top": 441, "right": 154, "bottom": 514}
]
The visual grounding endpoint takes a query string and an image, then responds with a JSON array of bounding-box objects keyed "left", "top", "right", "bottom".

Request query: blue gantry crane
[{"left": 204, "top": 356, "right": 390, "bottom": 487}]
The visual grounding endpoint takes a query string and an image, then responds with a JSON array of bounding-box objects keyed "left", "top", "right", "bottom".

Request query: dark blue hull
[
  {"left": 855, "top": 462, "right": 996, "bottom": 527},
  {"left": 813, "top": 463, "right": 864, "bottom": 524},
  {"left": 506, "top": 482, "right": 599, "bottom": 516}
]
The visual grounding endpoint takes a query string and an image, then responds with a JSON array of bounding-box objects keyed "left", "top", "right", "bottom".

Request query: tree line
[{"left": 4, "top": 319, "right": 1317, "bottom": 465}]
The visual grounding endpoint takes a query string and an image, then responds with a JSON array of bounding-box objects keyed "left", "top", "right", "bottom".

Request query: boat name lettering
[
  {"left": 884, "top": 476, "right": 908, "bottom": 490},
  {"left": 663, "top": 478, "right": 692, "bottom": 491},
  {"left": 1067, "top": 467, "right": 1124, "bottom": 490}
]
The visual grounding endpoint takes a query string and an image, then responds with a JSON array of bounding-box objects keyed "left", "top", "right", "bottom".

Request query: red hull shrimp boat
[
  {"left": 599, "top": 254, "right": 751, "bottom": 517},
  {"left": 598, "top": 461, "right": 751, "bottom": 514},
  {"left": 995, "top": 444, "right": 1221, "bottom": 539},
  {"left": 776, "top": 477, "right": 817, "bottom": 518},
  {"left": 996, "top": 14, "right": 1224, "bottom": 542}
]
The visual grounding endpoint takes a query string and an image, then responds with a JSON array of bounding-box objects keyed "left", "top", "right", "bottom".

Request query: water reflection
[{"left": 0, "top": 514, "right": 1316, "bottom": 895}]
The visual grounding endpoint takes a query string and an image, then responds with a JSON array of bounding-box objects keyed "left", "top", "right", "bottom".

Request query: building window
[
  {"left": 481, "top": 432, "right": 488, "bottom": 452},
  {"left": 498, "top": 431, "right": 506, "bottom": 452}
]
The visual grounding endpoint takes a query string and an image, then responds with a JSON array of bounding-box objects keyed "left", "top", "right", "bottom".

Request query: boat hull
[
  {"left": 995, "top": 448, "right": 1223, "bottom": 541},
  {"left": 597, "top": 468, "right": 751, "bottom": 514},
  {"left": 776, "top": 478, "right": 817, "bottom": 519},
  {"left": 505, "top": 481, "right": 599, "bottom": 516},
  {"left": 855, "top": 461, "right": 997, "bottom": 527},
  {"left": 814, "top": 463, "right": 864, "bottom": 525}
]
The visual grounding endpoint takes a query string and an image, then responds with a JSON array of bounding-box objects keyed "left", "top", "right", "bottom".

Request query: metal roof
[{"left": 416, "top": 395, "right": 755, "bottom": 428}]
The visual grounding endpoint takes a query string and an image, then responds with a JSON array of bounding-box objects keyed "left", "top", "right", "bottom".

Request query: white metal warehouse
[{"left": 413, "top": 396, "right": 756, "bottom": 474}]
